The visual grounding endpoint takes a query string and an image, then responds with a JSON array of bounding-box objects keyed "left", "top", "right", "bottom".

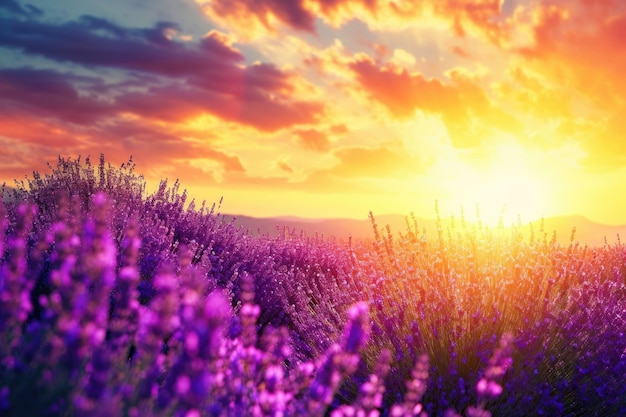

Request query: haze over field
[
  {"left": 1, "top": 0, "right": 625, "bottom": 226},
  {"left": 222, "top": 213, "right": 626, "bottom": 247}
]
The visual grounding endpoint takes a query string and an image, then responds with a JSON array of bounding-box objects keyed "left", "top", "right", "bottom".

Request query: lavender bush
[{"left": 0, "top": 155, "right": 624, "bottom": 416}]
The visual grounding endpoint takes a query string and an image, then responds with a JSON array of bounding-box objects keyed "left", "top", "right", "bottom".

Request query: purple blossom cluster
[
  {"left": 0, "top": 155, "right": 625, "bottom": 416},
  {"left": 361, "top": 211, "right": 626, "bottom": 415}
]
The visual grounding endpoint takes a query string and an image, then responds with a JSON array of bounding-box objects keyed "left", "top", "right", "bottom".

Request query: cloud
[
  {"left": 349, "top": 55, "right": 454, "bottom": 118},
  {"left": 197, "top": 0, "right": 377, "bottom": 35},
  {"left": 186, "top": 144, "right": 426, "bottom": 194},
  {"left": 579, "top": 107, "right": 626, "bottom": 171},
  {"left": 432, "top": 0, "right": 507, "bottom": 40},
  {"left": 116, "top": 82, "right": 323, "bottom": 132},
  {"left": 0, "top": 64, "right": 319, "bottom": 135},
  {"left": 0, "top": 113, "right": 85, "bottom": 148},
  {"left": 452, "top": 46, "right": 472, "bottom": 58},
  {"left": 0, "top": 17, "right": 244, "bottom": 77},
  {"left": 198, "top": 0, "right": 509, "bottom": 42},
  {"left": 494, "top": 65, "right": 571, "bottom": 120},
  {"left": 349, "top": 56, "right": 520, "bottom": 148},
  {"left": 0, "top": 0, "right": 42, "bottom": 17},
  {"left": 0, "top": 68, "right": 113, "bottom": 124},
  {"left": 314, "top": 145, "right": 426, "bottom": 179},
  {"left": 512, "top": 2, "right": 626, "bottom": 101},
  {"left": 330, "top": 124, "right": 348, "bottom": 135},
  {"left": 294, "top": 129, "right": 331, "bottom": 152},
  {"left": 0, "top": 14, "right": 325, "bottom": 132},
  {"left": 0, "top": 115, "right": 98, "bottom": 184},
  {"left": 501, "top": 1, "right": 626, "bottom": 169},
  {"left": 0, "top": 113, "right": 246, "bottom": 188},
  {"left": 287, "top": 144, "right": 430, "bottom": 193},
  {"left": 277, "top": 161, "right": 294, "bottom": 173},
  {"left": 331, "top": 146, "right": 422, "bottom": 177},
  {"left": 94, "top": 120, "right": 245, "bottom": 172}
]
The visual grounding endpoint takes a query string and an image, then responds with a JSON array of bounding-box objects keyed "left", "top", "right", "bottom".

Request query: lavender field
[{"left": 1, "top": 156, "right": 625, "bottom": 416}]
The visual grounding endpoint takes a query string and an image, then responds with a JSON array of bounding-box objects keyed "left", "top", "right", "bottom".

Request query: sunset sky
[{"left": 1, "top": 0, "right": 626, "bottom": 225}]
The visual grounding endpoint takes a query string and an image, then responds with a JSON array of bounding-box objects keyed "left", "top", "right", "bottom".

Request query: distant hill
[
  {"left": 222, "top": 213, "right": 626, "bottom": 248},
  {"left": 537, "top": 215, "right": 626, "bottom": 247},
  {"left": 4, "top": 180, "right": 624, "bottom": 247}
]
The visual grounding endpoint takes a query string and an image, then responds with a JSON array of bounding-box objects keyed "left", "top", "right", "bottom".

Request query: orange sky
[{"left": 1, "top": 0, "right": 626, "bottom": 225}]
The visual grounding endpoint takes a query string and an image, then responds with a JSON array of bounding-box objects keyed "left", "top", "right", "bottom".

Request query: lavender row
[{"left": 0, "top": 155, "right": 624, "bottom": 416}]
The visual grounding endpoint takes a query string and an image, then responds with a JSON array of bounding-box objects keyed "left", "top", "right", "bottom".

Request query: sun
[{"left": 445, "top": 146, "right": 551, "bottom": 227}]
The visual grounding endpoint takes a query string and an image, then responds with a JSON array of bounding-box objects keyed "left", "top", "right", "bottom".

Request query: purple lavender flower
[
  {"left": 475, "top": 333, "right": 513, "bottom": 401},
  {"left": 306, "top": 343, "right": 344, "bottom": 415},
  {"left": 342, "top": 302, "right": 371, "bottom": 355},
  {"left": 0, "top": 386, "right": 9, "bottom": 412},
  {"left": 0, "top": 202, "right": 36, "bottom": 357},
  {"left": 158, "top": 290, "right": 231, "bottom": 414},
  {"left": 332, "top": 348, "right": 392, "bottom": 417},
  {"left": 108, "top": 215, "right": 141, "bottom": 359},
  {"left": 443, "top": 409, "right": 462, "bottom": 417},
  {"left": 304, "top": 302, "right": 372, "bottom": 416},
  {"left": 0, "top": 200, "right": 7, "bottom": 258},
  {"left": 134, "top": 264, "right": 180, "bottom": 400},
  {"left": 74, "top": 346, "right": 116, "bottom": 415},
  {"left": 78, "top": 193, "right": 118, "bottom": 348},
  {"left": 3, "top": 155, "right": 626, "bottom": 417},
  {"left": 390, "top": 353, "right": 429, "bottom": 417},
  {"left": 462, "top": 333, "right": 514, "bottom": 417}
]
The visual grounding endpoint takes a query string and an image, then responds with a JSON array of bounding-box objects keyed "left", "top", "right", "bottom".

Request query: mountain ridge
[
  {"left": 222, "top": 213, "right": 626, "bottom": 247},
  {"left": 5, "top": 184, "right": 624, "bottom": 247}
]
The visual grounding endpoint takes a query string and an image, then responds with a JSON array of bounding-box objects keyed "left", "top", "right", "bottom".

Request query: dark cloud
[
  {"left": 0, "top": 14, "right": 324, "bottom": 132},
  {"left": 77, "top": 15, "right": 130, "bottom": 39},
  {"left": 0, "top": 17, "right": 244, "bottom": 77},
  {"left": 0, "top": 5, "right": 326, "bottom": 182},
  {"left": 0, "top": 0, "right": 42, "bottom": 17},
  {"left": 0, "top": 63, "right": 324, "bottom": 131},
  {"left": 0, "top": 68, "right": 113, "bottom": 124},
  {"left": 187, "top": 62, "right": 294, "bottom": 101},
  {"left": 141, "top": 21, "right": 181, "bottom": 46}
]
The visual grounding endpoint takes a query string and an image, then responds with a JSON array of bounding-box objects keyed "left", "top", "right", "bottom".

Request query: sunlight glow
[{"left": 448, "top": 144, "right": 549, "bottom": 226}]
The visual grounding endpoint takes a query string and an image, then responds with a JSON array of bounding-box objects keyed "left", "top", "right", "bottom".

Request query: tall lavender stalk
[
  {"left": 0, "top": 203, "right": 36, "bottom": 358},
  {"left": 390, "top": 353, "right": 430, "bottom": 417},
  {"left": 73, "top": 193, "right": 119, "bottom": 414},
  {"left": 465, "top": 333, "right": 514, "bottom": 417},
  {"left": 133, "top": 264, "right": 180, "bottom": 402},
  {"left": 108, "top": 215, "right": 141, "bottom": 361},
  {"left": 304, "top": 302, "right": 371, "bottom": 416}
]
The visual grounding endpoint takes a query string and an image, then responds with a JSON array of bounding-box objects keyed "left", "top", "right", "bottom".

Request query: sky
[{"left": 1, "top": 0, "right": 626, "bottom": 225}]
